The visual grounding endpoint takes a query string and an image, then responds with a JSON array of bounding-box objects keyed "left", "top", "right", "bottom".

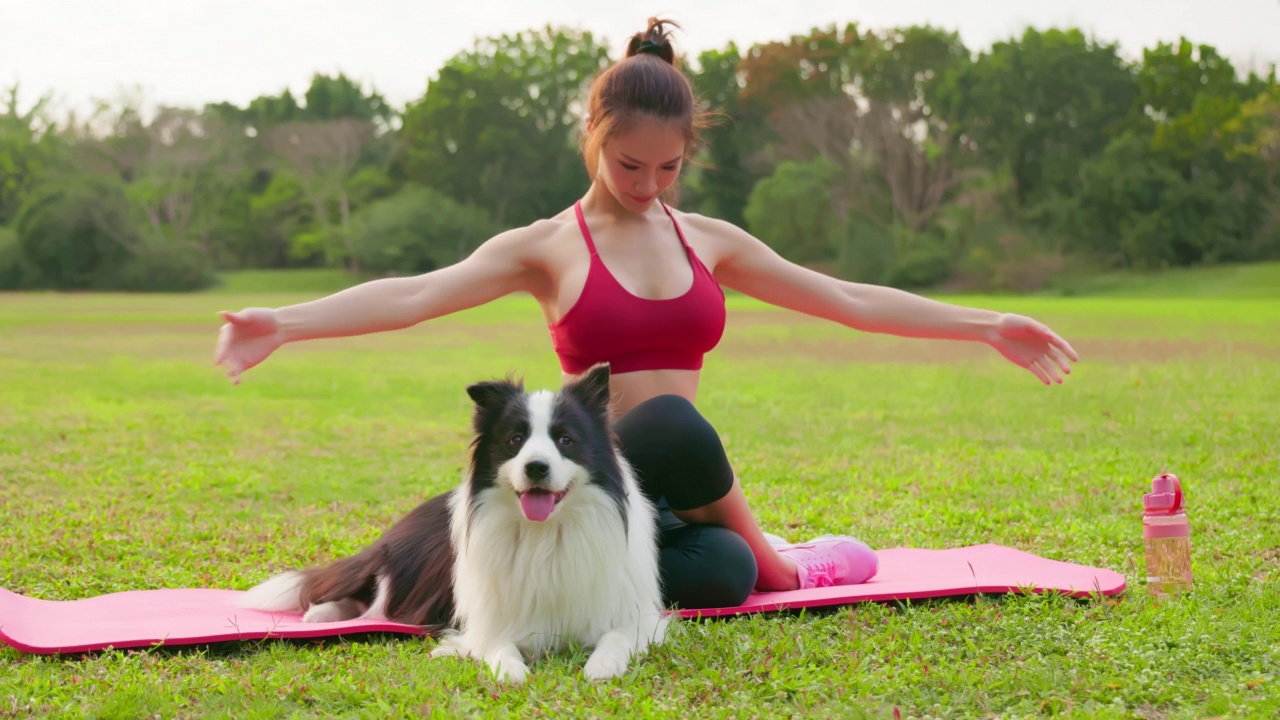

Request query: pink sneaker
[{"left": 777, "top": 535, "right": 878, "bottom": 589}]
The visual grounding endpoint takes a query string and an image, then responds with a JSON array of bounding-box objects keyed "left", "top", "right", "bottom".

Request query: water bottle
[{"left": 1142, "top": 473, "right": 1193, "bottom": 598}]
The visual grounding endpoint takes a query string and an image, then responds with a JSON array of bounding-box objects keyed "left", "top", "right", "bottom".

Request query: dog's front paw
[
  {"left": 430, "top": 631, "right": 475, "bottom": 661},
  {"left": 429, "top": 644, "right": 462, "bottom": 659},
  {"left": 583, "top": 646, "right": 630, "bottom": 681},
  {"left": 488, "top": 656, "right": 529, "bottom": 684},
  {"left": 479, "top": 644, "right": 529, "bottom": 684}
]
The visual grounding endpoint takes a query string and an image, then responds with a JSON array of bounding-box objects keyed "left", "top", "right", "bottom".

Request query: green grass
[
  {"left": 1, "top": 288, "right": 1278, "bottom": 719},
  {"left": 209, "top": 268, "right": 363, "bottom": 295},
  {"left": 1042, "top": 261, "right": 1280, "bottom": 298}
]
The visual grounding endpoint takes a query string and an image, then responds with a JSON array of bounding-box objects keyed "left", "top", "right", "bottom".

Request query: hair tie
[{"left": 636, "top": 39, "right": 664, "bottom": 57}]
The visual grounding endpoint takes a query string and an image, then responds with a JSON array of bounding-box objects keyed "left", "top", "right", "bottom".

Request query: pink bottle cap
[{"left": 1143, "top": 473, "right": 1183, "bottom": 514}]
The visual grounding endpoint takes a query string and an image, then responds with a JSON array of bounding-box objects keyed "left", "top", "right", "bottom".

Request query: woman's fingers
[
  {"left": 1030, "top": 358, "right": 1050, "bottom": 384},
  {"left": 1034, "top": 323, "right": 1080, "bottom": 362},
  {"left": 1036, "top": 357, "right": 1064, "bottom": 384},
  {"left": 226, "top": 359, "right": 243, "bottom": 385},
  {"left": 1046, "top": 345, "right": 1074, "bottom": 376},
  {"left": 219, "top": 310, "right": 251, "bottom": 326},
  {"left": 1026, "top": 358, "right": 1051, "bottom": 385},
  {"left": 213, "top": 324, "right": 231, "bottom": 366}
]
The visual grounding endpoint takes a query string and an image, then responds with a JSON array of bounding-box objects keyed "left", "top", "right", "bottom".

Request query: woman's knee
[
  {"left": 614, "top": 395, "right": 735, "bottom": 510},
  {"left": 660, "top": 525, "right": 757, "bottom": 609},
  {"left": 616, "top": 395, "right": 708, "bottom": 446}
]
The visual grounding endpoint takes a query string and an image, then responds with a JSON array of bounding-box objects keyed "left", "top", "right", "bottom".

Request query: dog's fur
[{"left": 239, "top": 364, "right": 668, "bottom": 682}]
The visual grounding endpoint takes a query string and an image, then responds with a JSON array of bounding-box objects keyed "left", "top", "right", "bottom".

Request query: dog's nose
[{"left": 524, "top": 460, "right": 550, "bottom": 482}]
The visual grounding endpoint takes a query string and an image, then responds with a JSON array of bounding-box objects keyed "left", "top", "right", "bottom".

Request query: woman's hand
[
  {"left": 213, "top": 308, "right": 284, "bottom": 385},
  {"left": 985, "top": 313, "right": 1080, "bottom": 384}
]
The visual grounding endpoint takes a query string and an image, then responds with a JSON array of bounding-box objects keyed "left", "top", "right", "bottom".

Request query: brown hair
[{"left": 580, "top": 18, "right": 712, "bottom": 201}]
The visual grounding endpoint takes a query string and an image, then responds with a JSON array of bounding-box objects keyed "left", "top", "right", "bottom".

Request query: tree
[
  {"left": 14, "top": 175, "right": 139, "bottom": 289},
  {"left": 260, "top": 119, "right": 377, "bottom": 269},
  {"left": 738, "top": 23, "right": 865, "bottom": 108},
  {"left": 931, "top": 28, "right": 1138, "bottom": 208},
  {"left": 0, "top": 84, "right": 62, "bottom": 226},
  {"left": 1072, "top": 131, "right": 1256, "bottom": 267},
  {"left": 128, "top": 107, "right": 249, "bottom": 254},
  {"left": 201, "top": 73, "right": 397, "bottom": 269},
  {"left": 743, "top": 157, "right": 844, "bottom": 265},
  {"left": 1135, "top": 39, "right": 1241, "bottom": 122},
  {"left": 397, "top": 26, "right": 610, "bottom": 227},
  {"left": 1227, "top": 86, "right": 1280, "bottom": 258},
  {"left": 1064, "top": 40, "right": 1278, "bottom": 267},
  {"left": 763, "top": 26, "right": 969, "bottom": 247},
  {"left": 206, "top": 72, "right": 394, "bottom": 135},
  {"left": 688, "top": 44, "right": 770, "bottom": 227},
  {"left": 348, "top": 184, "right": 497, "bottom": 275}
]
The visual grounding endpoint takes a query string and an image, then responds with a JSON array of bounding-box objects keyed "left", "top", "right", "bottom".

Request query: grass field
[
  {"left": 1, "top": 280, "right": 1278, "bottom": 719},
  {"left": 1042, "top": 261, "right": 1280, "bottom": 299}
]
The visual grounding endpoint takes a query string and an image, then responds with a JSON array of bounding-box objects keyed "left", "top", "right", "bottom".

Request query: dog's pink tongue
[{"left": 519, "top": 490, "right": 557, "bottom": 522}]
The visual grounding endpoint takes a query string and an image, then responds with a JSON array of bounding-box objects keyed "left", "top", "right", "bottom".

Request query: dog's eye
[
  {"left": 508, "top": 434, "right": 525, "bottom": 446},
  {"left": 557, "top": 435, "right": 574, "bottom": 447}
]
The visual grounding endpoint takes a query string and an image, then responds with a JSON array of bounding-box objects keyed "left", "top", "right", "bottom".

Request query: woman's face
[{"left": 595, "top": 115, "right": 686, "bottom": 213}]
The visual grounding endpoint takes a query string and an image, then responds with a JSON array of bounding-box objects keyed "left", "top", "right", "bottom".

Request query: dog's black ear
[
  {"left": 466, "top": 376, "right": 524, "bottom": 436},
  {"left": 466, "top": 376, "right": 524, "bottom": 411},
  {"left": 566, "top": 363, "right": 612, "bottom": 418}
]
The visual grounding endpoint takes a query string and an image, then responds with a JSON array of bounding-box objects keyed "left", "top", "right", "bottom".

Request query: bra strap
[
  {"left": 659, "top": 200, "right": 692, "bottom": 249},
  {"left": 573, "top": 201, "right": 598, "bottom": 255}
]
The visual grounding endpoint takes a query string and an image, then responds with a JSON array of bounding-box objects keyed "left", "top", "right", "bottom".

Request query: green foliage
[
  {"left": 112, "top": 236, "right": 217, "bottom": 292},
  {"left": 14, "top": 175, "right": 140, "bottom": 289},
  {"left": 885, "top": 238, "right": 952, "bottom": 289},
  {"left": 0, "top": 24, "right": 1277, "bottom": 290},
  {"left": 739, "top": 23, "right": 865, "bottom": 107},
  {"left": 1135, "top": 39, "right": 1243, "bottom": 122},
  {"left": 11, "top": 175, "right": 215, "bottom": 292},
  {"left": 206, "top": 72, "right": 394, "bottom": 134},
  {"left": 860, "top": 23, "right": 970, "bottom": 105},
  {"left": 1071, "top": 130, "right": 1264, "bottom": 268},
  {"left": 744, "top": 158, "right": 845, "bottom": 265},
  {"left": 932, "top": 28, "right": 1138, "bottom": 207},
  {"left": 688, "top": 43, "right": 768, "bottom": 227},
  {"left": 348, "top": 184, "right": 497, "bottom": 275},
  {"left": 838, "top": 219, "right": 897, "bottom": 284},
  {"left": 0, "top": 223, "right": 36, "bottom": 289},
  {"left": 397, "top": 27, "right": 609, "bottom": 228},
  {"left": 303, "top": 73, "right": 394, "bottom": 127},
  {"left": 243, "top": 170, "right": 312, "bottom": 266},
  {"left": 0, "top": 85, "right": 62, "bottom": 226},
  {"left": 209, "top": 268, "right": 362, "bottom": 294}
]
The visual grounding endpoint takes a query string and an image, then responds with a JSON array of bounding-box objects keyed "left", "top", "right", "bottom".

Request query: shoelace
[{"left": 804, "top": 559, "right": 837, "bottom": 588}]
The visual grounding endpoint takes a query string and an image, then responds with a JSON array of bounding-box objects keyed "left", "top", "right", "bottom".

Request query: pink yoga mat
[
  {"left": 679, "top": 543, "right": 1126, "bottom": 619},
  {"left": 0, "top": 545, "right": 1124, "bottom": 655}
]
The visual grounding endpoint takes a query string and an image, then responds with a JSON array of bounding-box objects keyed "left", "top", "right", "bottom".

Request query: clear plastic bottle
[{"left": 1142, "top": 473, "right": 1193, "bottom": 599}]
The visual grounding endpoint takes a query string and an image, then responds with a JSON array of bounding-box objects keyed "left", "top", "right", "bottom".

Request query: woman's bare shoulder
[
  {"left": 668, "top": 207, "right": 748, "bottom": 235},
  {"left": 666, "top": 207, "right": 755, "bottom": 258},
  {"left": 483, "top": 214, "right": 579, "bottom": 255}
]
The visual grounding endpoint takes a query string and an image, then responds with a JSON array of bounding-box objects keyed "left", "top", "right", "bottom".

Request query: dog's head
[{"left": 465, "top": 364, "right": 624, "bottom": 523}]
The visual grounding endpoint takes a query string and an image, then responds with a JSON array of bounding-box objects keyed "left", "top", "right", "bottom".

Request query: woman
[{"left": 214, "top": 19, "right": 1079, "bottom": 610}]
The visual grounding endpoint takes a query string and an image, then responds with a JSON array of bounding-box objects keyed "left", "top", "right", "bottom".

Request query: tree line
[{"left": 1, "top": 23, "right": 1277, "bottom": 293}]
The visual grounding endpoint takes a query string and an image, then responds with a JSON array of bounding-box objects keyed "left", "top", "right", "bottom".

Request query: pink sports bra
[{"left": 548, "top": 201, "right": 726, "bottom": 375}]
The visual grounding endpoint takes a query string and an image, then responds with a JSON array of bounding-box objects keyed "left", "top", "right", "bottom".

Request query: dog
[{"left": 238, "top": 364, "right": 669, "bottom": 682}]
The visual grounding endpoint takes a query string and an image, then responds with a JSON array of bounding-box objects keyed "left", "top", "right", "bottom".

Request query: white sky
[{"left": 3, "top": 0, "right": 1278, "bottom": 118}]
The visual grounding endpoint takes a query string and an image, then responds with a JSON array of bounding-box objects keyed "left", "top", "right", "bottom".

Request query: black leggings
[{"left": 613, "top": 395, "right": 758, "bottom": 609}]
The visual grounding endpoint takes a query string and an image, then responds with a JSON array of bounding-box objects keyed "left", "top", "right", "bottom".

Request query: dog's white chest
[{"left": 452, "top": 486, "right": 660, "bottom": 656}]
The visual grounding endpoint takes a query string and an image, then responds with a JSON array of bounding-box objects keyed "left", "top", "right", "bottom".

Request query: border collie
[{"left": 238, "top": 364, "right": 669, "bottom": 682}]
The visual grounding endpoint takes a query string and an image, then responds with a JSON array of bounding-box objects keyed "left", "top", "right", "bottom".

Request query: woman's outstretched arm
[
  {"left": 214, "top": 223, "right": 551, "bottom": 383},
  {"left": 707, "top": 220, "right": 1079, "bottom": 384}
]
